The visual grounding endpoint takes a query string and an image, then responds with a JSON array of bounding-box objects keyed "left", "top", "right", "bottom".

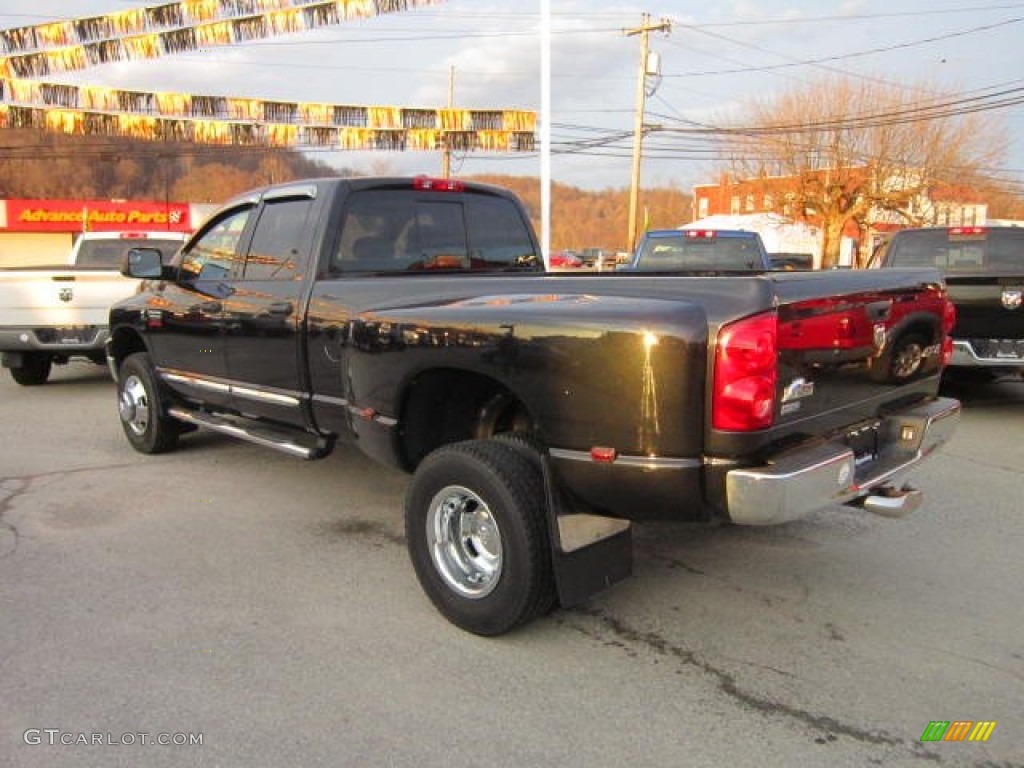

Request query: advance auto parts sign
[{"left": 0, "top": 199, "right": 192, "bottom": 233}]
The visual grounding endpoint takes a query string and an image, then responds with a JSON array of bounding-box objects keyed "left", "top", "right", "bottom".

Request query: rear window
[
  {"left": 76, "top": 237, "right": 184, "bottom": 268},
  {"left": 332, "top": 189, "right": 539, "bottom": 273},
  {"left": 634, "top": 234, "right": 765, "bottom": 271},
  {"left": 882, "top": 228, "right": 1024, "bottom": 272}
]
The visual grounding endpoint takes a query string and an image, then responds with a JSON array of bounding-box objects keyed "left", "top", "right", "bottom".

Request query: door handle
[{"left": 268, "top": 301, "right": 294, "bottom": 317}]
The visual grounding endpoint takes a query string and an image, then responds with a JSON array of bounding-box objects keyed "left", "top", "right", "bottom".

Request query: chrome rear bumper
[
  {"left": 950, "top": 340, "right": 1024, "bottom": 368},
  {"left": 725, "top": 397, "right": 961, "bottom": 525},
  {"left": 0, "top": 327, "right": 108, "bottom": 352}
]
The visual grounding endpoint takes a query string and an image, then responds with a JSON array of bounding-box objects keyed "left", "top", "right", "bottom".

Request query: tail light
[
  {"left": 713, "top": 311, "right": 777, "bottom": 431},
  {"left": 941, "top": 297, "right": 957, "bottom": 366}
]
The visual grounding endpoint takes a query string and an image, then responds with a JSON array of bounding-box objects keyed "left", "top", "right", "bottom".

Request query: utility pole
[
  {"left": 625, "top": 14, "right": 671, "bottom": 254},
  {"left": 441, "top": 65, "right": 455, "bottom": 178}
]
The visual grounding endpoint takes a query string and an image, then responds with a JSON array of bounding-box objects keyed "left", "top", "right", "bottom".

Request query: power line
[
  {"left": 663, "top": 16, "right": 1024, "bottom": 78},
  {"left": 649, "top": 85, "right": 1024, "bottom": 135},
  {"left": 694, "top": 4, "right": 1024, "bottom": 27}
]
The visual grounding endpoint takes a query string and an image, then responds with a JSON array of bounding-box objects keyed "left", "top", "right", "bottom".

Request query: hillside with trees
[
  {"left": 468, "top": 175, "right": 693, "bottom": 254},
  {"left": 0, "top": 128, "right": 691, "bottom": 253},
  {"left": 0, "top": 128, "right": 341, "bottom": 203}
]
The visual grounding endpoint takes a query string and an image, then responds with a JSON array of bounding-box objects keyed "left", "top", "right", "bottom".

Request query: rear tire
[
  {"left": 9, "top": 352, "right": 52, "bottom": 386},
  {"left": 405, "top": 439, "right": 554, "bottom": 636},
  {"left": 871, "top": 332, "right": 928, "bottom": 383},
  {"left": 117, "top": 352, "right": 182, "bottom": 454}
]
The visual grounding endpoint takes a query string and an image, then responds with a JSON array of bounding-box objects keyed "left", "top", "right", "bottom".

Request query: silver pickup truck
[{"left": 0, "top": 231, "right": 186, "bottom": 385}]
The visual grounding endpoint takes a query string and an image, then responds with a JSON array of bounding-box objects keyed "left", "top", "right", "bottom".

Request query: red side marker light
[{"left": 590, "top": 446, "right": 618, "bottom": 463}]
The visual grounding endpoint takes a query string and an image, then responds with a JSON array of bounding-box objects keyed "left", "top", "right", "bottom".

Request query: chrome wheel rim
[
  {"left": 427, "top": 485, "right": 503, "bottom": 599},
  {"left": 892, "top": 342, "right": 924, "bottom": 378},
  {"left": 118, "top": 374, "right": 151, "bottom": 436}
]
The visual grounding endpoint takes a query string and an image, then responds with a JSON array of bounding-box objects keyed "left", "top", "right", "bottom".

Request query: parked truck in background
[
  {"left": 107, "top": 176, "right": 960, "bottom": 635},
  {"left": 869, "top": 225, "right": 1024, "bottom": 380},
  {"left": 0, "top": 231, "right": 187, "bottom": 385},
  {"left": 626, "top": 228, "right": 774, "bottom": 271}
]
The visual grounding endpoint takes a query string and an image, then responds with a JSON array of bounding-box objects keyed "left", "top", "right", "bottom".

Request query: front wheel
[
  {"left": 9, "top": 352, "right": 52, "bottom": 386},
  {"left": 405, "top": 439, "right": 555, "bottom": 636},
  {"left": 117, "top": 352, "right": 182, "bottom": 454}
]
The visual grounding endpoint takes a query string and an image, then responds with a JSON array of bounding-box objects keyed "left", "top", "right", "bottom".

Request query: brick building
[{"left": 692, "top": 170, "right": 988, "bottom": 266}]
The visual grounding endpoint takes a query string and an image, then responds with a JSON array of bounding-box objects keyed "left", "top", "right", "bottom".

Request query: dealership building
[{"left": 0, "top": 198, "right": 215, "bottom": 267}]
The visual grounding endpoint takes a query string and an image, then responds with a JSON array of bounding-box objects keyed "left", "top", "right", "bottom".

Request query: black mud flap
[{"left": 540, "top": 454, "right": 633, "bottom": 607}]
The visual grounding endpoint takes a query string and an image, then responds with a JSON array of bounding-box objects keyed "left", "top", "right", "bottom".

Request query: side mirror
[{"left": 122, "top": 247, "right": 164, "bottom": 279}]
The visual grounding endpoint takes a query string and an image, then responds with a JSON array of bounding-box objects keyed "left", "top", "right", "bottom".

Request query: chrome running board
[{"left": 167, "top": 407, "right": 332, "bottom": 460}]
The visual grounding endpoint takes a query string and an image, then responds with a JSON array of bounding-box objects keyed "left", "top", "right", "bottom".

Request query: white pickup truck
[{"left": 0, "top": 231, "right": 187, "bottom": 385}]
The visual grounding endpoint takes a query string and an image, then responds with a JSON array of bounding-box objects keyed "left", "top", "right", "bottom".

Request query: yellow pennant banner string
[
  {"left": 1, "top": 102, "right": 537, "bottom": 152},
  {"left": 0, "top": 1, "right": 536, "bottom": 152},
  {"left": 0, "top": 1, "right": 443, "bottom": 77}
]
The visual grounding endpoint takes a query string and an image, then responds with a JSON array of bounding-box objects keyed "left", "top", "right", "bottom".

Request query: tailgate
[
  {"left": 945, "top": 274, "right": 1024, "bottom": 352},
  {"left": 710, "top": 268, "right": 952, "bottom": 459},
  {"left": 0, "top": 270, "right": 138, "bottom": 327}
]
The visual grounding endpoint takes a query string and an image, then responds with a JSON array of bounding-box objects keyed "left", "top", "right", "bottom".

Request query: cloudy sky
[{"left": 1, "top": 1, "right": 1022, "bottom": 195}]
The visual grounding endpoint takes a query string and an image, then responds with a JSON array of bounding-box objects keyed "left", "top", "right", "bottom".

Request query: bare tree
[{"left": 719, "top": 77, "right": 1007, "bottom": 267}]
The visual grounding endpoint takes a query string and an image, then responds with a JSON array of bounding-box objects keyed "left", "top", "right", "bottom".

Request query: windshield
[
  {"left": 76, "top": 238, "right": 184, "bottom": 268},
  {"left": 882, "top": 228, "right": 1024, "bottom": 273},
  {"left": 634, "top": 234, "right": 765, "bottom": 271}
]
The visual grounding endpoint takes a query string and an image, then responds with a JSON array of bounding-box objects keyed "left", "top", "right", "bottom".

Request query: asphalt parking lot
[{"left": 1, "top": 363, "right": 1022, "bottom": 768}]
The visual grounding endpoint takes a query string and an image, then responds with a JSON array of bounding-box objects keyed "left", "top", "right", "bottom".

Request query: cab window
[
  {"left": 179, "top": 206, "right": 252, "bottom": 292},
  {"left": 465, "top": 195, "right": 539, "bottom": 268},
  {"left": 241, "top": 198, "right": 314, "bottom": 281},
  {"left": 332, "top": 189, "right": 538, "bottom": 273}
]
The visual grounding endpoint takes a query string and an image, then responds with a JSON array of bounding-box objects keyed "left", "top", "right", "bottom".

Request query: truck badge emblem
[
  {"left": 59, "top": 287, "right": 73, "bottom": 303},
  {"left": 1002, "top": 289, "right": 1022, "bottom": 310},
  {"left": 873, "top": 322, "right": 887, "bottom": 351},
  {"left": 781, "top": 377, "right": 815, "bottom": 403}
]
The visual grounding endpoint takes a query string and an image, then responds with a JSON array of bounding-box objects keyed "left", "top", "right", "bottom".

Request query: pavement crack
[
  {"left": 0, "top": 477, "right": 31, "bottom": 558},
  {"left": 908, "top": 642, "right": 1024, "bottom": 683},
  {"left": 645, "top": 549, "right": 788, "bottom": 608},
  {"left": 563, "top": 606, "right": 943, "bottom": 761},
  {"left": 0, "top": 463, "right": 139, "bottom": 558},
  {"left": 656, "top": 555, "right": 707, "bottom": 576}
]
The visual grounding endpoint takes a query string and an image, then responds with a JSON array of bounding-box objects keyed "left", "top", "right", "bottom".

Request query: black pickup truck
[
  {"left": 107, "top": 177, "right": 961, "bottom": 635},
  {"left": 870, "top": 225, "right": 1024, "bottom": 379}
]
